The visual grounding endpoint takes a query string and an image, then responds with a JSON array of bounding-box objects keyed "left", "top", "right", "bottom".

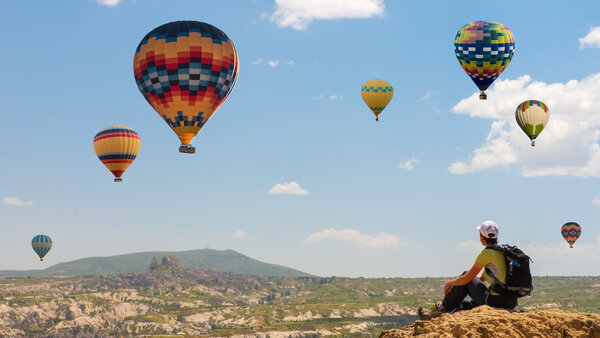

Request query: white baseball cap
[{"left": 477, "top": 221, "right": 499, "bottom": 238}]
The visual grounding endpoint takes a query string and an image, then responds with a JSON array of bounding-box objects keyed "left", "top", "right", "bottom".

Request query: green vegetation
[
  {"left": 1, "top": 270, "right": 599, "bottom": 336},
  {"left": 0, "top": 249, "right": 312, "bottom": 278}
]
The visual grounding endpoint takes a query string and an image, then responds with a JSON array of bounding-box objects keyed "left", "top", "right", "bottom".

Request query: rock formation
[
  {"left": 148, "top": 257, "right": 159, "bottom": 270},
  {"left": 161, "top": 255, "right": 178, "bottom": 267},
  {"left": 379, "top": 305, "right": 600, "bottom": 338}
]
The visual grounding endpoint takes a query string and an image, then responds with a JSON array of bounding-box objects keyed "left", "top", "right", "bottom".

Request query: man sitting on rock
[{"left": 417, "top": 221, "right": 519, "bottom": 320}]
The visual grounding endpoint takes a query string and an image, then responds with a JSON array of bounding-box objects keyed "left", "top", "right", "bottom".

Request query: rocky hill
[
  {"left": 0, "top": 256, "right": 412, "bottom": 337},
  {"left": 0, "top": 249, "right": 312, "bottom": 278},
  {"left": 379, "top": 306, "right": 600, "bottom": 337},
  {"left": 1, "top": 266, "right": 600, "bottom": 337}
]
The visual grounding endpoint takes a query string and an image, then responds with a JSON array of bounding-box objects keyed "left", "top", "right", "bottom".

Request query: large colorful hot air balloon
[
  {"left": 515, "top": 100, "right": 550, "bottom": 146},
  {"left": 361, "top": 79, "right": 393, "bottom": 121},
  {"left": 93, "top": 126, "right": 140, "bottom": 182},
  {"left": 32, "top": 235, "right": 52, "bottom": 261},
  {"left": 454, "top": 21, "right": 515, "bottom": 100},
  {"left": 133, "top": 21, "right": 239, "bottom": 154},
  {"left": 561, "top": 222, "right": 581, "bottom": 248}
]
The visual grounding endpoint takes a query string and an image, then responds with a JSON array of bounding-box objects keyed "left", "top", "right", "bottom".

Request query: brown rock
[
  {"left": 148, "top": 257, "right": 159, "bottom": 270},
  {"left": 161, "top": 255, "right": 178, "bottom": 267},
  {"left": 379, "top": 306, "right": 600, "bottom": 338}
]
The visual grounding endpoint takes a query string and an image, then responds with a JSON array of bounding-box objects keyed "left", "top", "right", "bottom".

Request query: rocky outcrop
[
  {"left": 148, "top": 257, "right": 159, "bottom": 271},
  {"left": 161, "top": 255, "right": 178, "bottom": 267},
  {"left": 379, "top": 306, "right": 600, "bottom": 338}
]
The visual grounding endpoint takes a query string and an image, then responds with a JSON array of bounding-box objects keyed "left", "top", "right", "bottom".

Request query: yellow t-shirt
[{"left": 476, "top": 247, "right": 506, "bottom": 296}]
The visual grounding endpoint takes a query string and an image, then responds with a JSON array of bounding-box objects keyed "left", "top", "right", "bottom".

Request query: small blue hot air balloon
[{"left": 31, "top": 235, "right": 52, "bottom": 261}]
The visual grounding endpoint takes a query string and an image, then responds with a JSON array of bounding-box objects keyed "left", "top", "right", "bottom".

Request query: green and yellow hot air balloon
[
  {"left": 361, "top": 79, "right": 393, "bottom": 121},
  {"left": 32, "top": 234, "right": 52, "bottom": 261},
  {"left": 515, "top": 100, "right": 550, "bottom": 146}
]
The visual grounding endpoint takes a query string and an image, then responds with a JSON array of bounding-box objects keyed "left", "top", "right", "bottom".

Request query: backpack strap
[{"left": 483, "top": 244, "right": 506, "bottom": 290}]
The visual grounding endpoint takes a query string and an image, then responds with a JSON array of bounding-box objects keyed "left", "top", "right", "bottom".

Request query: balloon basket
[
  {"left": 179, "top": 144, "right": 196, "bottom": 154},
  {"left": 114, "top": 178, "right": 123, "bottom": 182},
  {"left": 531, "top": 140, "right": 535, "bottom": 147},
  {"left": 376, "top": 117, "right": 379, "bottom": 122},
  {"left": 479, "top": 92, "right": 487, "bottom": 100}
]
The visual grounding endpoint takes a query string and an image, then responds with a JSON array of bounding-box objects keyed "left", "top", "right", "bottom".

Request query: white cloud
[
  {"left": 94, "top": 0, "right": 122, "bottom": 7},
  {"left": 312, "top": 94, "right": 324, "bottom": 100},
  {"left": 450, "top": 73, "right": 600, "bottom": 177},
  {"left": 268, "top": 181, "right": 309, "bottom": 195},
  {"left": 458, "top": 240, "right": 482, "bottom": 251},
  {"left": 579, "top": 26, "right": 600, "bottom": 49},
  {"left": 268, "top": 60, "right": 279, "bottom": 67},
  {"left": 286, "top": 60, "right": 296, "bottom": 66},
  {"left": 233, "top": 230, "right": 245, "bottom": 239},
  {"left": 304, "top": 228, "right": 400, "bottom": 249},
  {"left": 329, "top": 95, "right": 344, "bottom": 101},
  {"left": 3, "top": 197, "right": 33, "bottom": 207},
  {"left": 421, "top": 90, "right": 439, "bottom": 100},
  {"left": 270, "top": 0, "right": 385, "bottom": 30},
  {"left": 593, "top": 198, "right": 600, "bottom": 206},
  {"left": 251, "top": 58, "right": 264, "bottom": 65},
  {"left": 397, "top": 159, "right": 418, "bottom": 170},
  {"left": 521, "top": 235, "right": 600, "bottom": 275},
  {"left": 449, "top": 120, "right": 517, "bottom": 174}
]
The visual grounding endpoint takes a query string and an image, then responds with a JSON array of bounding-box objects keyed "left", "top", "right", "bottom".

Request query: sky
[{"left": 1, "top": 0, "right": 600, "bottom": 277}]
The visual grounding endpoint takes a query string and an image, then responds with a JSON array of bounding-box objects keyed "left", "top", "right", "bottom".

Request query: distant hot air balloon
[
  {"left": 133, "top": 21, "right": 239, "bottom": 154},
  {"left": 361, "top": 79, "right": 393, "bottom": 121},
  {"left": 454, "top": 21, "right": 515, "bottom": 100},
  {"left": 561, "top": 222, "right": 581, "bottom": 248},
  {"left": 32, "top": 235, "right": 52, "bottom": 261},
  {"left": 93, "top": 126, "right": 140, "bottom": 182},
  {"left": 515, "top": 100, "right": 550, "bottom": 147},
  {"left": 515, "top": 100, "right": 550, "bottom": 146}
]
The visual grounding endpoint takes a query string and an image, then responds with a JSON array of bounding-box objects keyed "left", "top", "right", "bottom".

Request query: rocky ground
[
  {"left": 380, "top": 306, "right": 600, "bottom": 338},
  {"left": 1, "top": 259, "right": 599, "bottom": 337},
  {"left": 0, "top": 256, "right": 415, "bottom": 337}
]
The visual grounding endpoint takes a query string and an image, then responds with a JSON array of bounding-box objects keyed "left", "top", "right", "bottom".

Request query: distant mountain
[{"left": 0, "top": 249, "right": 313, "bottom": 278}]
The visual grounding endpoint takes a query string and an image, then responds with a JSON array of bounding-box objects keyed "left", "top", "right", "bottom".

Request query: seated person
[{"left": 418, "top": 221, "right": 518, "bottom": 320}]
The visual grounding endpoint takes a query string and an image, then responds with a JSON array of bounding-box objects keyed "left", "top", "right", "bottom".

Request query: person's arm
[{"left": 444, "top": 261, "right": 484, "bottom": 294}]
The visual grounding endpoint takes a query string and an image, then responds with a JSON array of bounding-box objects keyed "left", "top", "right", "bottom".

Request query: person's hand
[{"left": 444, "top": 281, "right": 453, "bottom": 295}]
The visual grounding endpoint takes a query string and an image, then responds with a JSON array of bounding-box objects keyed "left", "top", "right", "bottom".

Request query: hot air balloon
[
  {"left": 32, "top": 235, "right": 52, "bottom": 261},
  {"left": 361, "top": 79, "right": 393, "bottom": 121},
  {"left": 93, "top": 126, "right": 140, "bottom": 182},
  {"left": 133, "top": 21, "right": 239, "bottom": 154},
  {"left": 561, "top": 222, "right": 581, "bottom": 248},
  {"left": 515, "top": 100, "right": 549, "bottom": 146},
  {"left": 454, "top": 21, "right": 515, "bottom": 100}
]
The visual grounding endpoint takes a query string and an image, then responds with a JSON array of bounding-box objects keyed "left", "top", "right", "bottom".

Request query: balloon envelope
[
  {"left": 93, "top": 126, "right": 140, "bottom": 182},
  {"left": 454, "top": 21, "right": 515, "bottom": 98},
  {"left": 561, "top": 222, "right": 581, "bottom": 248},
  {"left": 133, "top": 21, "right": 239, "bottom": 148},
  {"left": 32, "top": 234, "right": 52, "bottom": 261},
  {"left": 515, "top": 100, "right": 549, "bottom": 146},
  {"left": 361, "top": 79, "right": 393, "bottom": 121}
]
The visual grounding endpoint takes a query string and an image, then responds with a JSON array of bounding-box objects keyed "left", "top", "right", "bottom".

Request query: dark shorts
[{"left": 442, "top": 271, "right": 517, "bottom": 312}]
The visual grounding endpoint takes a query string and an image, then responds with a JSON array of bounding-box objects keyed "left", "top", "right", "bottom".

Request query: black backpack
[{"left": 485, "top": 244, "right": 533, "bottom": 298}]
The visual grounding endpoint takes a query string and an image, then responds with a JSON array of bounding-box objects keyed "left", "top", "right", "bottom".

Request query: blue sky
[{"left": 1, "top": 0, "right": 600, "bottom": 277}]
